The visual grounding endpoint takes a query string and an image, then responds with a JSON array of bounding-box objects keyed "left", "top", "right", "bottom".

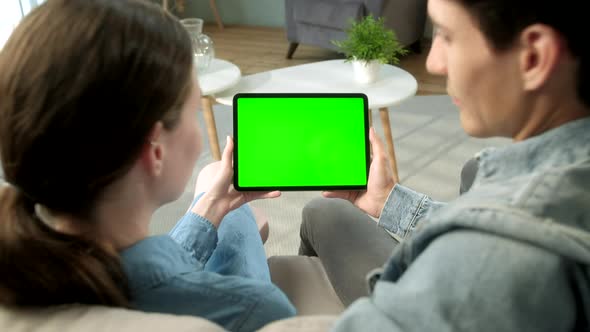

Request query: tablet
[{"left": 233, "top": 93, "right": 370, "bottom": 191}]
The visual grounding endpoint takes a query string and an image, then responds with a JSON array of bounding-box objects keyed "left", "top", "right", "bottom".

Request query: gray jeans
[{"left": 298, "top": 157, "right": 479, "bottom": 306}]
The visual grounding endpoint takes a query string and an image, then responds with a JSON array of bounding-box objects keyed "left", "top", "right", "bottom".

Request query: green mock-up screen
[{"left": 233, "top": 93, "right": 369, "bottom": 191}]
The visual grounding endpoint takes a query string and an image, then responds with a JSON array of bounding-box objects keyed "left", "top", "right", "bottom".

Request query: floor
[{"left": 147, "top": 27, "right": 510, "bottom": 255}]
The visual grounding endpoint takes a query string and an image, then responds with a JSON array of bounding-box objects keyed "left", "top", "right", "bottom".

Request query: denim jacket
[
  {"left": 120, "top": 208, "right": 296, "bottom": 332},
  {"left": 334, "top": 117, "right": 590, "bottom": 331}
]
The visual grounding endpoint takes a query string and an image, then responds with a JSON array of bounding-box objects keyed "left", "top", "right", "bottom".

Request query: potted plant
[{"left": 333, "top": 15, "right": 408, "bottom": 84}]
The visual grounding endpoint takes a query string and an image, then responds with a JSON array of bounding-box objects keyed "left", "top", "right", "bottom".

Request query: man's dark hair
[{"left": 456, "top": 0, "right": 588, "bottom": 107}]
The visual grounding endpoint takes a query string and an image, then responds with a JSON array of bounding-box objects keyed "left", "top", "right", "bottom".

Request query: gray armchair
[{"left": 285, "top": 0, "right": 427, "bottom": 59}]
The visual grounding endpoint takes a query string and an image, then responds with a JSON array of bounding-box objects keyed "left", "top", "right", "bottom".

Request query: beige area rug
[{"left": 149, "top": 95, "right": 510, "bottom": 257}]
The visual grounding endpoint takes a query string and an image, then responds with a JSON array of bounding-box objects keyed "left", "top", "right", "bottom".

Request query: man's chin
[{"left": 460, "top": 118, "right": 492, "bottom": 138}]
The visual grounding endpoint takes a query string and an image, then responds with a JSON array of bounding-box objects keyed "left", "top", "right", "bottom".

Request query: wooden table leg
[
  {"left": 379, "top": 107, "right": 399, "bottom": 181},
  {"left": 209, "top": 0, "right": 224, "bottom": 30},
  {"left": 201, "top": 96, "right": 221, "bottom": 160}
]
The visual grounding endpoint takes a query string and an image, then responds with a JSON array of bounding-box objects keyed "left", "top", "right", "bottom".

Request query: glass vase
[{"left": 180, "top": 18, "right": 215, "bottom": 73}]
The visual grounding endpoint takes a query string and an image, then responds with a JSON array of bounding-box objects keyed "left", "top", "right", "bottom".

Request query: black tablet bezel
[{"left": 233, "top": 93, "right": 370, "bottom": 191}]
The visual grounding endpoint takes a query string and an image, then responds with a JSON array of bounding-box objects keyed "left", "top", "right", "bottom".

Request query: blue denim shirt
[
  {"left": 333, "top": 117, "right": 590, "bottom": 331},
  {"left": 120, "top": 205, "right": 296, "bottom": 332}
]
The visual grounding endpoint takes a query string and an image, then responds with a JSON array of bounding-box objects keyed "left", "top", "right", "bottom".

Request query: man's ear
[
  {"left": 141, "top": 121, "right": 165, "bottom": 177},
  {"left": 519, "top": 24, "right": 563, "bottom": 91}
]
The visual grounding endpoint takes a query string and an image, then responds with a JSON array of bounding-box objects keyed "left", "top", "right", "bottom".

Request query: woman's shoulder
[{"left": 133, "top": 271, "right": 296, "bottom": 331}]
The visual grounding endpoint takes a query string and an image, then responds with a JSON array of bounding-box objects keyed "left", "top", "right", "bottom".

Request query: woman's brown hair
[{"left": 0, "top": 0, "right": 193, "bottom": 306}]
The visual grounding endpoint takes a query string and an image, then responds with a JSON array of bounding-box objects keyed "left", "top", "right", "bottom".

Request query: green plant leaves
[{"left": 332, "top": 15, "right": 408, "bottom": 64}]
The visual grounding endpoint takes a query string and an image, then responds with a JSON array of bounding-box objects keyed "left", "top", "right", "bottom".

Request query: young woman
[{"left": 0, "top": 0, "right": 295, "bottom": 331}]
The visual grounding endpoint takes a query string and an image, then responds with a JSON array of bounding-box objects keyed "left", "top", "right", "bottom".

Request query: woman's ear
[
  {"left": 519, "top": 24, "right": 563, "bottom": 91},
  {"left": 141, "top": 121, "right": 165, "bottom": 177}
]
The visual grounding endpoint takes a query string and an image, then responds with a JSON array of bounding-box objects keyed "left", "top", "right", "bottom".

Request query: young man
[{"left": 301, "top": 0, "right": 590, "bottom": 329}]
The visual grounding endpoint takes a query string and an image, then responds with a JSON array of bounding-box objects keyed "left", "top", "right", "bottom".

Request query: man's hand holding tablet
[{"left": 322, "top": 127, "right": 397, "bottom": 218}]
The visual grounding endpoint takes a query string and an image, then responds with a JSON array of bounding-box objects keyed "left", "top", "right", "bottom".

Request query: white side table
[
  {"left": 214, "top": 60, "right": 417, "bottom": 180},
  {"left": 198, "top": 58, "right": 241, "bottom": 160}
]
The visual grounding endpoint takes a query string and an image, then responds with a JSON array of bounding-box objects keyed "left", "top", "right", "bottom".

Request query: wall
[
  {"left": 176, "top": 1, "right": 433, "bottom": 37},
  {"left": 184, "top": 0, "right": 285, "bottom": 27},
  {"left": 424, "top": 17, "right": 433, "bottom": 38}
]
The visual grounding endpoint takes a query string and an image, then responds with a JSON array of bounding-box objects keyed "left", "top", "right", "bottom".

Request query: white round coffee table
[
  {"left": 214, "top": 60, "right": 417, "bottom": 179},
  {"left": 197, "top": 58, "right": 241, "bottom": 160}
]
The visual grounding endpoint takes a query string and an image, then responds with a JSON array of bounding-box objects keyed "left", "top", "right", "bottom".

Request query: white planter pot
[{"left": 352, "top": 59, "right": 381, "bottom": 84}]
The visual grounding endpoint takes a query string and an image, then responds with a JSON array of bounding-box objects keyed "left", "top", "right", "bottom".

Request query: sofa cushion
[
  {"left": 293, "top": 0, "right": 363, "bottom": 30},
  {"left": 1, "top": 304, "right": 339, "bottom": 332},
  {"left": 268, "top": 256, "right": 344, "bottom": 315},
  {"left": 0, "top": 305, "right": 225, "bottom": 332},
  {"left": 258, "top": 315, "right": 338, "bottom": 332}
]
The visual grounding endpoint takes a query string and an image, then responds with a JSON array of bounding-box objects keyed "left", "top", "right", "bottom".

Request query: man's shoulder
[
  {"left": 334, "top": 229, "right": 574, "bottom": 332},
  {"left": 453, "top": 158, "right": 590, "bottom": 231}
]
